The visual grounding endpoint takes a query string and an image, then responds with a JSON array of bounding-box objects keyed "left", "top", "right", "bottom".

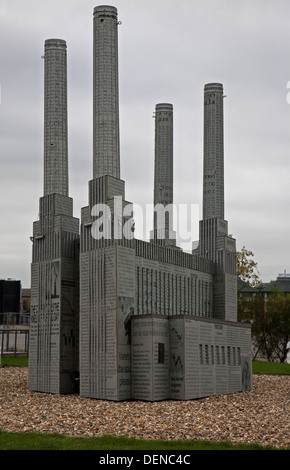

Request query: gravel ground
[{"left": 0, "top": 367, "right": 289, "bottom": 448}]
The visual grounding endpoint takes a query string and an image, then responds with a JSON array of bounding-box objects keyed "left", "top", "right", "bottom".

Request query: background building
[
  {"left": 20, "top": 288, "right": 30, "bottom": 325},
  {"left": 0, "top": 279, "right": 21, "bottom": 324}
]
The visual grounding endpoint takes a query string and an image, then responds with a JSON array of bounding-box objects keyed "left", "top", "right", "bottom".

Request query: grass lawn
[
  {"left": 1, "top": 357, "right": 289, "bottom": 450},
  {"left": 0, "top": 356, "right": 28, "bottom": 367},
  {"left": 252, "top": 360, "right": 290, "bottom": 375},
  {"left": 0, "top": 431, "right": 281, "bottom": 451},
  {"left": 2, "top": 357, "right": 290, "bottom": 374}
]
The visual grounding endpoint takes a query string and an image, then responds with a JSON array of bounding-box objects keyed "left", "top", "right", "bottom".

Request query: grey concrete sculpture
[
  {"left": 29, "top": 6, "right": 252, "bottom": 401},
  {"left": 28, "top": 39, "right": 79, "bottom": 394}
]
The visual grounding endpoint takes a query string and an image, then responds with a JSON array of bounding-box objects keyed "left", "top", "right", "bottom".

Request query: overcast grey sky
[{"left": 1, "top": 0, "right": 290, "bottom": 288}]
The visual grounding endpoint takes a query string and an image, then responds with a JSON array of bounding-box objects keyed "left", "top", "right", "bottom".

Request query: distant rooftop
[
  {"left": 277, "top": 271, "right": 290, "bottom": 280},
  {"left": 239, "top": 271, "right": 290, "bottom": 294}
]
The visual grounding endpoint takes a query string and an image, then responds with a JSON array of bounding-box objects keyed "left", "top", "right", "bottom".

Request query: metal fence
[{"left": 0, "top": 328, "right": 29, "bottom": 357}]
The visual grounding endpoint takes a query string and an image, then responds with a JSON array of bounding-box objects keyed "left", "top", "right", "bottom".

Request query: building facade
[
  {"left": 0, "top": 279, "right": 21, "bottom": 324},
  {"left": 29, "top": 5, "right": 252, "bottom": 400},
  {"left": 28, "top": 39, "right": 79, "bottom": 394}
]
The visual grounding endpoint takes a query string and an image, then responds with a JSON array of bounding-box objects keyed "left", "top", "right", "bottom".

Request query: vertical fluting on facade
[
  {"left": 43, "top": 39, "right": 68, "bottom": 197},
  {"left": 199, "top": 83, "right": 237, "bottom": 321},
  {"left": 200, "top": 82, "right": 226, "bottom": 262},
  {"left": 93, "top": 5, "right": 120, "bottom": 179},
  {"left": 151, "top": 103, "right": 176, "bottom": 246},
  {"left": 203, "top": 83, "right": 224, "bottom": 221},
  {"left": 80, "top": 6, "right": 134, "bottom": 401},
  {"left": 153, "top": 104, "right": 174, "bottom": 211},
  {"left": 29, "top": 38, "right": 79, "bottom": 395}
]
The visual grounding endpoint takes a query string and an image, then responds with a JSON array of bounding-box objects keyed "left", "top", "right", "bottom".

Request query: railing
[{"left": 0, "top": 328, "right": 29, "bottom": 357}]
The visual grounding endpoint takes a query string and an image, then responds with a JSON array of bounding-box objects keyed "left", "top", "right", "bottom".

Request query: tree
[
  {"left": 261, "top": 291, "right": 290, "bottom": 363},
  {"left": 237, "top": 246, "right": 290, "bottom": 362},
  {"left": 236, "top": 245, "right": 262, "bottom": 289},
  {"left": 237, "top": 245, "right": 262, "bottom": 330},
  {"left": 237, "top": 245, "right": 290, "bottom": 362}
]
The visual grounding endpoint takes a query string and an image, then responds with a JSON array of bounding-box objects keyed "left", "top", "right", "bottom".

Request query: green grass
[
  {"left": 2, "top": 356, "right": 290, "bottom": 374},
  {"left": 252, "top": 360, "right": 290, "bottom": 375},
  {"left": 0, "top": 431, "right": 283, "bottom": 450},
  {"left": 0, "top": 356, "right": 28, "bottom": 367}
]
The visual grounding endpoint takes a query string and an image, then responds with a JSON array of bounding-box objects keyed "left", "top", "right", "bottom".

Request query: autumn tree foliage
[{"left": 236, "top": 245, "right": 262, "bottom": 289}]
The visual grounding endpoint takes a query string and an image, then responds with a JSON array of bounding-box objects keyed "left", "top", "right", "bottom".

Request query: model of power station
[{"left": 28, "top": 5, "right": 252, "bottom": 401}]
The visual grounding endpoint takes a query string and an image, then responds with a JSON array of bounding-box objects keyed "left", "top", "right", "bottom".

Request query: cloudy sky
[{"left": 1, "top": 0, "right": 290, "bottom": 288}]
